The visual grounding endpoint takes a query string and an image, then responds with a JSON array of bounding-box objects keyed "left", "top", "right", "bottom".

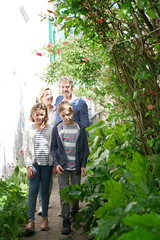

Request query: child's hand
[
  {"left": 52, "top": 166, "right": 57, "bottom": 175},
  {"left": 56, "top": 164, "right": 64, "bottom": 175},
  {"left": 81, "top": 167, "right": 86, "bottom": 177},
  {"left": 27, "top": 167, "right": 35, "bottom": 179}
]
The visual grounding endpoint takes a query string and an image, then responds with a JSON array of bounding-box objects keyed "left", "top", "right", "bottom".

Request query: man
[{"left": 55, "top": 76, "right": 90, "bottom": 130}]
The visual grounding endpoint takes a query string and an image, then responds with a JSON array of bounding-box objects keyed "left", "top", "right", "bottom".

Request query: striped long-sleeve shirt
[{"left": 57, "top": 122, "right": 80, "bottom": 170}]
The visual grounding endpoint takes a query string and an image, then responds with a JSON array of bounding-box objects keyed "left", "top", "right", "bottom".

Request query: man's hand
[
  {"left": 81, "top": 167, "right": 86, "bottom": 177},
  {"left": 56, "top": 164, "right": 64, "bottom": 175},
  {"left": 27, "top": 167, "right": 35, "bottom": 179}
]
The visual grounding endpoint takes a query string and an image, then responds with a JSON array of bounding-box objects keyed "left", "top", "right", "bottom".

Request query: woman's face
[{"left": 41, "top": 89, "right": 53, "bottom": 107}]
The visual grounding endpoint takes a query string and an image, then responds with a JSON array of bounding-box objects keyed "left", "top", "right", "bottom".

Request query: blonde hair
[
  {"left": 59, "top": 76, "right": 74, "bottom": 87},
  {"left": 29, "top": 102, "right": 48, "bottom": 124},
  {"left": 57, "top": 101, "right": 74, "bottom": 115},
  {"left": 39, "top": 87, "right": 50, "bottom": 99}
]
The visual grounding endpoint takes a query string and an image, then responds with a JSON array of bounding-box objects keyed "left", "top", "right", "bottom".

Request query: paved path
[{"left": 22, "top": 177, "right": 88, "bottom": 240}]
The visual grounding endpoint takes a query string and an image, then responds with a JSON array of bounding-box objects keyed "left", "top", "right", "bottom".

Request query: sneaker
[
  {"left": 62, "top": 218, "right": 71, "bottom": 235},
  {"left": 25, "top": 219, "right": 35, "bottom": 233},
  {"left": 38, "top": 206, "right": 42, "bottom": 216},
  {"left": 40, "top": 217, "right": 49, "bottom": 231}
]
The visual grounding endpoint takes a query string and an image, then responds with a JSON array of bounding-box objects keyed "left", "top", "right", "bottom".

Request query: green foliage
[
  {"left": 59, "top": 116, "right": 160, "bottom": 239},
  {"left": 37, "top": 36, "right": 104, "bottom": 89},
  {"left": 0, "top": 166, "right": 28, "bottom": 240}
]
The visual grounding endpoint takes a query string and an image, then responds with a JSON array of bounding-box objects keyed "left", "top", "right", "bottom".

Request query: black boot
[{"left": 62, "top": 217, "right": 71, "bottom": 235}]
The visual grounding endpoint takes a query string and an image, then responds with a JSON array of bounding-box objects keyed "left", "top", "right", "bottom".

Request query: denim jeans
[
  {"left": 58, "top": 170, "right": 81, "bottom": 219},
  {"left": 38, "top": 176, "right": 53, "bottom": 207},
  {"left": 28, "top": 163, "right": 53, "bottom": 220}
]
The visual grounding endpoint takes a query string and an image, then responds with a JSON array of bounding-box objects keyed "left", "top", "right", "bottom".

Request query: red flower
[
  {"left": 75, "top": 38, "right": 77, "bottom": 41},
  {"left": 84, "top": 2, "right": 87, "bottom": 5},
  {"left": 57, "top": 49, "right": 61, "bottom": 54},
  {"left": 146, "top": 88, "right": 149, "bottom": 92},
  {"left": 98, "top": 19, "right": 103, "bottom": 23},
  {"left": 147, "top": 105, "right": 152, "bottom": 110},
  {"left": 47, "top": 42, "right": 53, "bottom": 48},
  {"left": 63, "top": 41, "right": 68, "bottom": 44},
  {"left": 84, "top": 57, "right": 88, "bottom": 60},
  {"left": 36, "top": 52, "right": 42, "bottom": 56},
  {"left": 152, "top": 92, "right": 156, "bottom": 96}
]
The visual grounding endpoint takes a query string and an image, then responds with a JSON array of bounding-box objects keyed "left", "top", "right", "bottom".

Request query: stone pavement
[{"left": 22, "top": 177, "right": 89, "bottom": 240}]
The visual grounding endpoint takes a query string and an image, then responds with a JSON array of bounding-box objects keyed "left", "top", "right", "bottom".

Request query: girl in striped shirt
[{"left": 23, "top": 102, "right": 53, "bottom": 234}]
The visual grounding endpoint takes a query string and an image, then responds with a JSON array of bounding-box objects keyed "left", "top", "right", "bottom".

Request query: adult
[
  {"left": 55, "top": 76, "right": 90, "bottom": 130},
  {"left": 38, "top": 87, "right": 56, "bottom": 215}
]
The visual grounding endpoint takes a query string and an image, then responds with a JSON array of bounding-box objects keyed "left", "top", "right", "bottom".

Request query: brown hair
[
  {"left": 57, "top": 101, "right": 74, "bottom": 115},
  {"left": 29, "top": 102, "right": 48, "bottom": 124}
]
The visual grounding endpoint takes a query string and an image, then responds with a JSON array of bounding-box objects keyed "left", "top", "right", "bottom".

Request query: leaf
[
  {"left": 119, "top": 2, "right": 131, "bottom": 19},
  {"left": 133, "top": 91, "right": 138, "bottom": 100},
  {"left": 137, "top": 0, "right": 144, "bottom": 9},
  {"left": 147, "top": 138, "right": 154, "bottom": 148},
  {"left": 154, "top": 43, "right": 160, "bottom": 53},
  {"left": 146, "top": 6, "right": 157, "bottom": 19},
  {"left": 123, "top": 212, "right": 160, "bottom": 229},
  {"left": 119, "top": 228, "right": 160, "bottom": 240}
]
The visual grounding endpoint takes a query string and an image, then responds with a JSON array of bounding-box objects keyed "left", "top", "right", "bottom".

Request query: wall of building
[{"left": 0, "top": 0, "right": 59, "bottom": 178}]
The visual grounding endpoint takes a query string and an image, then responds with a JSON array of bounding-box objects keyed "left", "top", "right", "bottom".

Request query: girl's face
[
  {"left": 33, "top": 108, "right": 46, "bottom": 126},
  {"left": 41, "top": 89, "right": 53, "bottom": 107},
  {"left": 59, "top": 109, "right": 74, "bottom": 125}
]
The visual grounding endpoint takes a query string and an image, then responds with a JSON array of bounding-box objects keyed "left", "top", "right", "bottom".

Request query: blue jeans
[
  {"left": 28, "top": 163, "right": 53, "bottom": 220},
  {"left": 58, "top": 170, "right": 81, "bottom": 219},
  {"left": 38, "top": 176, "right": 53, "bottom": 207}
]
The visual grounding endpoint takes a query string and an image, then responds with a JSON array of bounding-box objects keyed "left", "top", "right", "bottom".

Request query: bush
[{"left": 0, "top": 166, "right": 28, "bottom": 240}]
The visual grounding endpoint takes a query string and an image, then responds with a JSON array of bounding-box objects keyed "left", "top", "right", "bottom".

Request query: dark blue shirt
[{"left": 55, "top": 95, "right": 90, "bottom": 129}]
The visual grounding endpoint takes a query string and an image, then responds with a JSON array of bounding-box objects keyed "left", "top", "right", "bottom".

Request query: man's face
[{"left": 60, "top": 80, "right": 73, "bottom": 99}]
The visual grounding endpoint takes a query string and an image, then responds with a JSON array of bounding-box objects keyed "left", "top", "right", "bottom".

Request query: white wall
[{"left": 0, "top": 0, "right": 59, "bottom": 178}]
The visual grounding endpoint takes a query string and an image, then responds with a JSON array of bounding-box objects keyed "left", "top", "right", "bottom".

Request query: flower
[
  {"left": 98, "top": 19, "right": 103, "bottom": 23},
  {"left": 47, "top": 42, "right": 53, "bottom": 48},
  {"left": 36, "top": 52, "right": 42, "bottom": 56},
  {"left": 147, "top": 105, "right": 152, "bottom": 110},
  {"left": 75, "top": 38, "right": 77, "bottom": 41},
  {"left": 57, "top": 49, "right": 61, "bottom": 54},
  {"left": 84, "top": 2, "right": 87, "bottom": 5},
  {"left": 152, "top": 92, "right": 156, "bottom": 96},
  {"left": 63, "top": 41, "right": 68, "bottom": 44},
  {"left": 146, "top": 88, "right": 149, "bottom": 92},
  {"left": 84, "top": 57, "right": 88, "bottom": 60}
]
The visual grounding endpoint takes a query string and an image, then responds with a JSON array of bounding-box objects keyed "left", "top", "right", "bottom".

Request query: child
[
  {"left": 23, "top": 102, "right": 53, "bottom": 234},
  {"left": 51, "top": 101, "right": 89, "bottom": 235}
]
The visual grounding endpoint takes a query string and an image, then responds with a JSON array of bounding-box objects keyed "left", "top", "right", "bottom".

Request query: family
[{"left": 21, "top": 76, "right": 90, "bottom": 235}]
